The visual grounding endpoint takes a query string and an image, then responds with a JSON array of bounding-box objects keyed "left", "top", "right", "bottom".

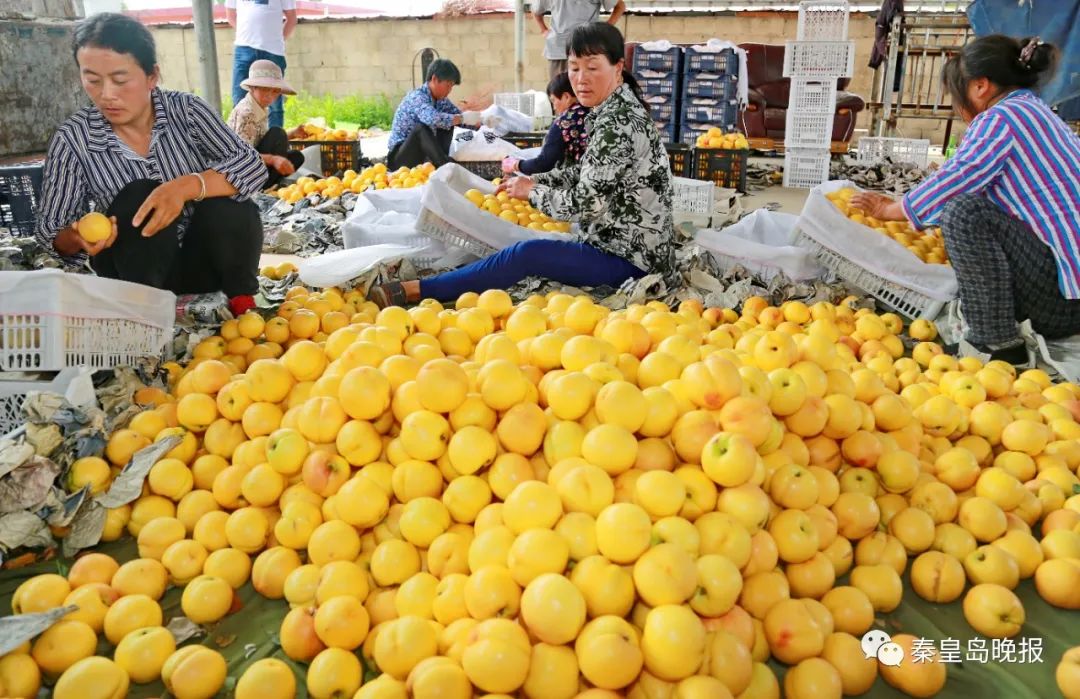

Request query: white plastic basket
[
  {"left": 856, "top": 137, "right": 932, "bottom": 168},
  {"left": 0, "top": 369, "right": 78, "bottom": 435},
  {"left": 495, "top": 92, "right": 536, "bottom": 115},
  {"left": 417, "top": 164, "right": 569, "bottom": 257},
  {"left": 795, "top": 229, "right": 945, "bottom": 319},
  {"left": 797, "top": 1, "right": 850, "bottom": 41},
  {"left": 785, "top": 111, "right": 836, "bottom": 149},
  {"left": 783, "top": 41, "right": 855, "bottom": 79},
  {"left": 672, "top": 177, "right": 716, "bottom": 227},
  {"left": 788, "top": 79, "right": 838, "bottom": 115},
  {"left": 783, "top": 149, "right": 831, "bottom": 188},
  {"left": 493, "top": 93, "right": 553, "bottom": 130},
  {"left": 0, "top": 270, "right": 175, "bottom": 372},
  {"left": 415, "top": 208, "right": 497, "bottom": 259}
]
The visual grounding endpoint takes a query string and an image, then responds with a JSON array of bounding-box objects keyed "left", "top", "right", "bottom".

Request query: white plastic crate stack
[{"left": 782, "top": 1, "right": 854, "bottom": 188}]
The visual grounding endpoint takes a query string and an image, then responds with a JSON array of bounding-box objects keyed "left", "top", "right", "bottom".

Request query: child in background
[
  {"left": 227, "top": 60, "right": 305, "bottom": 187},
  {"left": 502, "top": 72, "right": 589, "bottom": 176}
]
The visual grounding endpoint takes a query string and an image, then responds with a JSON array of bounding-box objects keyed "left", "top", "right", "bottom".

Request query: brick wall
[{"left": 149, "top": 11, "right": 954, "bottom": 144}]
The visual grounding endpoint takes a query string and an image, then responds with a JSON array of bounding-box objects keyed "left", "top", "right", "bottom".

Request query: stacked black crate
[
  {"left": 631, "top": 45, "right": 683, "bottom": 145},
  {"left": 679, "top": 46, "right": 740, "bottom": 147}
]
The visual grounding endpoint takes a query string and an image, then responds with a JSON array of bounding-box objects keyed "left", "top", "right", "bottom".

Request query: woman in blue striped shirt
[
  {"left": 853, "top": 35, "right": 1080, "bottom": 366},
  {"left": 36, "top": 13, "right": 269, "bottom": 315}
]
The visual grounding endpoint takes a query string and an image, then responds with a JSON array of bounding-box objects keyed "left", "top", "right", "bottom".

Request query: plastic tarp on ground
[
  {"left": 0, "top": 537, "right": 1076, "bottom": 697},
  {"left": 967, "top": 0, "right": 1080, "bottom": 119}
]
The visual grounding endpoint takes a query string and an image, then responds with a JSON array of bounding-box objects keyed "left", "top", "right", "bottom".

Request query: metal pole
[
  {"left": 514, "top": 0, "right": 525, "bottom": 93},
  {"left": 193, "top": 0, "right": 222, "bottom": 113}
]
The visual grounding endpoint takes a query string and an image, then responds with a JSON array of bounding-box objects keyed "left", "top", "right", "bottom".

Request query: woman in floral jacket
[{"left": 369, "top": 22, "right": 675, "bottom": 306}]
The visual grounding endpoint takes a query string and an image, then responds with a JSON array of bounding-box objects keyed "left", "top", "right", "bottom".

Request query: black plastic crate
[
  {"left": 683, "top": 75, "right": 739, "bottom": 100},
  {"left": 681, "top": 121, "right": 740, "bottom": 147},
  {"left": 654, "top": 121, "right": 679, "bottom": 145},
  {"left": 691, "top": 147, "right": 748, "bottom": 193},
  {"left": 681, "top": 99, "right": 739, "bottom": 127},
  {"left": 684, "top": 47, "right": 739, "bottom": 76},
  {"left": 288, "top": 140, "right": 362, "bottom": 177},
  {"left": 639, "top": 76, "right": 680, "bottom": 97},
  {"left": 666, "top": 144, "right": 691, "bottom": 177},
  {"left": 0, "top": 164, "right": 43, "bottom": 236},
  {"left": 632, "top": 45, "right": 683, "bottom": 74},
  {"left": 505, "top": 132, "right": 545, "bottom": 149},
  {"left": 456, "top": 160, "right": 504, "bottom": 181}
]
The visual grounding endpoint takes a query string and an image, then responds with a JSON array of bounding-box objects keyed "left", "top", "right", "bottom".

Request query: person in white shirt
[
  {"left": 533, "top": 0, "right": 625, "bottom": 79},
  {"left": 225, "top": 0, "right": 297, "bottom": 129}
]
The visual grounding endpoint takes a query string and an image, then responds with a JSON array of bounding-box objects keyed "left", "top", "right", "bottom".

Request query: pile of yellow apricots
[
  {"left": 464, "top": 182, "right": 571, "bottom": 233},
  {"left": 274, "top": 163, "right": 435, "bottom": 204},
  {"left": 826, "top": 188, "right": 950, "bottom": 266}
]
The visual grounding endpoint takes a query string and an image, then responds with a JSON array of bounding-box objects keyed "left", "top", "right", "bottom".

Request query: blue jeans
[
  {"left": 419, "top": 239, "right": 645, "bottom": 301},
  {"left": 232, "top": 45, "right": 286, "bottom": 128}
]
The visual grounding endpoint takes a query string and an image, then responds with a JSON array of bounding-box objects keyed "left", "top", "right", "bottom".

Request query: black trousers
[
  {"left": 92, "top": 179, "right": 263, "bottom": 297},
  {"left": 387, "top": 124, "right": 453, "bottom": 170},
  {"left": 257, "top": 126, "right": 306, "bottom": 188}
]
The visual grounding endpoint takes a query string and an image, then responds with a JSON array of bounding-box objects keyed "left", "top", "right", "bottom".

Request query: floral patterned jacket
[{"left": 529, "top": 83, "right": 676, "bottom": 279}]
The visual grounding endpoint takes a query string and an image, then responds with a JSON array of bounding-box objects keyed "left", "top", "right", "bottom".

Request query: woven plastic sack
[
  {"left": 479, "top": 105, "right": 534, "bottom": 137},
  {"left": 695, "top": 210, "right": 824, "bottom": 281},
  {"left": 797, "top": 179, "right": 958, "bottom": 302},
  {"left": 422, "top": 163, "right": 569, "bottom": 251},
  {"left": 298, "top": 244, "right": 426, "bottom": 288},
  {"left": 449, "top": 127, "right": 524, "bottom": 162},
  {"left": 343, "top": 187, "right": 427, "bottom": 249}
]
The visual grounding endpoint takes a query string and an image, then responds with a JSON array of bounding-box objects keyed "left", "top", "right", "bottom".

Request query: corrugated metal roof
[{"left": 128, "top": 0, "right": 972, "bottom": 24}]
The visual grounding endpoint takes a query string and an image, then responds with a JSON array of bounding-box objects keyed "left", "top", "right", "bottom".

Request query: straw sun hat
[{"left": 240, "top": 59, "right": 296, "bottom": 95}]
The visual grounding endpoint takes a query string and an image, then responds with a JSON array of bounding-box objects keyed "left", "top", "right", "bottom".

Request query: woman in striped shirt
[
  {"left": 36, "top": 13, "right": 268, "bottom": 315},
  {"left": 853, "top": 35, "right": 1080, "bottom": 366}
]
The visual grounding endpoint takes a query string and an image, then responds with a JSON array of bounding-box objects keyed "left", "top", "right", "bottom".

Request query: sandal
[{"left": 367, "top": 281, "right": 408, "bottom": 309}]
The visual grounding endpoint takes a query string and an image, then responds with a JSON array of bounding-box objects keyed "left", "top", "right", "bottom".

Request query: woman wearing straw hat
[{"left": 227, "top": 59, "right": 306, "bottom": 187}]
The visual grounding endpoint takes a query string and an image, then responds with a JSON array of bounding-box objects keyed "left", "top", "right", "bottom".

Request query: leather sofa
[{"left": 738, "top": 42, "right": 865, "bottom": 145}]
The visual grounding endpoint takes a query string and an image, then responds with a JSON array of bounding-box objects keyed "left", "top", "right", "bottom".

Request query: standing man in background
[
  {"left": 225, "top": 0, "right": 297, "bottom": 129},
  {"left": 533, "top": 0, "right": 625, "bottom": 79}
]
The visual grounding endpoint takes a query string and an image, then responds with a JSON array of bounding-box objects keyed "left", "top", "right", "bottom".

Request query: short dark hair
[
  {"left": 943, "top": 35, "right": 1058, "bottom": 115},
  {"left": 426, "top": 59, "right": 461, "bottom": 85},
  {"left": 547, "top": 71, "right": 574, "bottom": 99},
  {"left": 73, "top": 13, "right": 157, "bottom": 76},
  {"left": 567, "top": 23, "right": 646, "bottom": 108}
]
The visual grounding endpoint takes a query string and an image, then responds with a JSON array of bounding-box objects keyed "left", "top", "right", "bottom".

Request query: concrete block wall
[{"left": 142, "top": 11, "right": 952, "bottom": 145}]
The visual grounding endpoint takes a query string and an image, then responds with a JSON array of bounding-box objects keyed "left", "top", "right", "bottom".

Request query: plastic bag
[
  {"left": 422, "top": 163, "right": 570, "bottom": 251},
  {"left": 480, "top": 105, "right": 534, "bottom": 137},
  {"left": 299, "top": 245, "right": 425, "bottom": 288},
  {"left": 343, "top": 187, "right": 428, "bottom": 249},
  {"left": 1032, "top": 331, "right": 1080, "bottom": 383},
  {"left": 450, "top": 127, "right": 524, "bottom": 162},
  {"left": 797, "top": 180, "right": 958, "bottom": 302},
  {"left": 695, "top": 210, "right": 824, "bottom": 282}
]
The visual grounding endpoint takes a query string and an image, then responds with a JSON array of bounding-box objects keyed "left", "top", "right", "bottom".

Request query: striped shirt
[
  {"left": 36, "top": 88, "right": 267, "bottom": 265},
  {"left": 902, "top": 89, "right": 1080, "bottom": 299}
]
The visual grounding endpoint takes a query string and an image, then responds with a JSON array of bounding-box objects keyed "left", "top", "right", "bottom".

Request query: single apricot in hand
[{"left": 78, "top": 212, "right": 112, "bottom": 243}]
